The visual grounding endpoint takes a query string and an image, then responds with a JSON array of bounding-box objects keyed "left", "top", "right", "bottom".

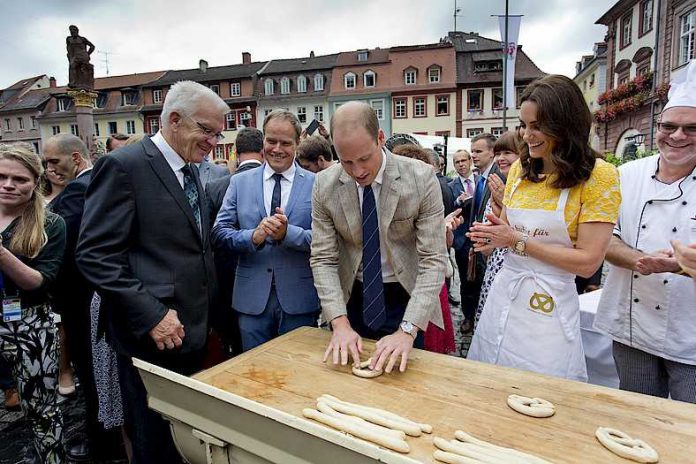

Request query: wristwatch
[
  {"left": 511, "top": 232, "right": 529, "bottom": 256},
  {"left": 399, "top": 321, "right": 418, "bottom": 339}
]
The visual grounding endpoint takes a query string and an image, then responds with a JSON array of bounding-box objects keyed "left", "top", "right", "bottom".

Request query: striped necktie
[{"left": 361, "top": 185, "right": 386, "bottom": 330}]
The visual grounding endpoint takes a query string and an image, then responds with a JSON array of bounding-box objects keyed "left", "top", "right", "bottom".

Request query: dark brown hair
[
  {"left": 391, "top": 144, "right": 431, "bottom": 165},
  {"left": 519, "top": 75, "right": 597, "bottom": 188},
  {"left": 493, "top": 130, "right": 522, "bottom": 155},
  {"left": 297, "top": 135, "right": 333, "bottom": 163}
]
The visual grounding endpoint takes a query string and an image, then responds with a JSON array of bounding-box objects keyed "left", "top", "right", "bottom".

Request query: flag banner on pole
[{"left": 498, "top": 15, "right": 522, "bottom": 111}]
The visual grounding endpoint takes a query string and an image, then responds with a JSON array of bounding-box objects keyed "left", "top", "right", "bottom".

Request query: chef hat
[{"left": 664, "top": 59, "right": 696, "bottom": 111}]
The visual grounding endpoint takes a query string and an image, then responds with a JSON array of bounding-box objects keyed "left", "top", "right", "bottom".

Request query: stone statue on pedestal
[{"left": 66, "top": 25, "right": 95, "bottom": 90}]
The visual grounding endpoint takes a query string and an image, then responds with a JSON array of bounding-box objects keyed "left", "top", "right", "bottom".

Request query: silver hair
[
  {"left": 161, "top": 80, "right": 229, "bottom": 129},
  {"left": 45, "top": 133, "right": 89, "bottom": 161}
]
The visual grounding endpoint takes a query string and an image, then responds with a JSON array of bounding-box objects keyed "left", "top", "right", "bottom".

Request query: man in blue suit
[{"left": 212, "top": 111, "right": 319, "bottom": 350}]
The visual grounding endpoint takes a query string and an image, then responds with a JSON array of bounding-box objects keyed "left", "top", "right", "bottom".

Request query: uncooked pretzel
[
  {"left": 318, "top": 396, "right": 421, "bottom": 436},
  {"left": 507, "top": 394, "right": 556, "bottom": 418},
  {"left": 595, "top": 427, "right": 658, "bottom": 463},
  {"left": 352, "top": 358, "right": 383, "bottom": 378}
]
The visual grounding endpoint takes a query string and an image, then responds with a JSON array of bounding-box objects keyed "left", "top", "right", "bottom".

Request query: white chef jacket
[{"left": 594, "top": 155, "right": 696, "bottom": 365}]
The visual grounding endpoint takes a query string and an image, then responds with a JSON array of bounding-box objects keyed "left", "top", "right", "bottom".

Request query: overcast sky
[{"left": 0, "top": 0, "right": 613, "bottom": 89}]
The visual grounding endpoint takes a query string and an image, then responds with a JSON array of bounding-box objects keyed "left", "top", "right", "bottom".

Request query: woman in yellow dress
[{"left": 466, "top": 75, "right": 621, "bottom": 381}]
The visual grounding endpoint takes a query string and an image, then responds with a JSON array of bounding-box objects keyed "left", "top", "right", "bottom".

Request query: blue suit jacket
[
  {"left": 448, "top": 176, "right": 475, "bottom": 251},
  {"left": 211, "top": 164, "right": 319, "bottom": 316}
]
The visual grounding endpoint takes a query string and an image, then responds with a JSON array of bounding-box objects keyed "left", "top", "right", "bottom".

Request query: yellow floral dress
[{"left": 503, "top": 158, "right": 621, "bottom": 242}]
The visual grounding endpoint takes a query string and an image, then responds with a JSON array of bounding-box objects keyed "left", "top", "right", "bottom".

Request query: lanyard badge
[{"left": 0, "top": 272, "right": 21, "bottom": 323}]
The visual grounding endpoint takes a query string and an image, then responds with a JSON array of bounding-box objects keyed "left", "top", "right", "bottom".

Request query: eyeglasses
[
  {"left": 656, "top": 122, "right": 696, "bottom": 136},
  {"left": 186, "top": 116, "right": 225, "bottom": 141}
]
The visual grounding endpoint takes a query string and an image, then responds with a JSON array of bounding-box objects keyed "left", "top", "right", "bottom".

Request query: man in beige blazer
[{"left": 311, "top": 102, "right": 446, "bottom": 373}]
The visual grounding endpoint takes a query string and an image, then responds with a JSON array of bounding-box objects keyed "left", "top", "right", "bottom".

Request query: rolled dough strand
[
  {"left": 319, "top": 394, "right": 432, "bottom": 433},
  {"left": 454, "top": 431, "right": 554, "bottom": 464},
  {"left": 433, "top": 438, "right": 514, "bottom": 464},
  {"left": 595, "top": 427, "right": 659, "bottom": 463},
  {"left": 315, "top": 400, "right": 407, "bottom": 440},
  {"left": 433, "top": 450, "right": 484, "bottom": 464},
  {"left": 318, "top": 396, "right": 422, "bottom": 436},
  {"left": 302, "top": 408, "right": 410, "bottom": 453},
  {"left": 434, "top": 437, "right": 534, "bottom": 464}
]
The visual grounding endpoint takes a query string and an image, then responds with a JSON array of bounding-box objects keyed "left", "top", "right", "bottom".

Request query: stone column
[{"left": 68, "top": 89, "right": 97, "bottom": 153}]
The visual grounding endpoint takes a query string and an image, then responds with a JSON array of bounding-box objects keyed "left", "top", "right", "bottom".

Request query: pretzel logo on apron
[{"left": 529, "top": 292, "right": 555, "bottom": 314}]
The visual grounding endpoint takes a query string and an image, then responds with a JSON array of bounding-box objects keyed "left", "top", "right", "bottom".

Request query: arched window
[
  {"left": 344, "top": 72, "right": 356, "bottom": 90},
  {"left": 264, "top": 79, "right": 274, "bottom": 95},
  {"left": 280, "top": 77, "right": 290, "bottom": 94},
  {"left": 364, "top": 70, "right": 376, "bottom": 88},
  {"left": 314, "top": 73, "right": 324, "bottom": 91},
  {"left": 297, "top": 75, "right": 307, "bottom": 93}
]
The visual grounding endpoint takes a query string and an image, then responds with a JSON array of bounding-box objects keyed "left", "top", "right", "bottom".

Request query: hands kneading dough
[
  {"left": 352, "top": 358, "right": 383, "bottom": 378},
  {"left": 301, "top": 394, "right": 432, "bottom": 454},
  {"left": 507, "top": 395, "right": 556, "bottom": 418},
  {"left": 595, "top": 427, "right": 659, "bottom": 463}
]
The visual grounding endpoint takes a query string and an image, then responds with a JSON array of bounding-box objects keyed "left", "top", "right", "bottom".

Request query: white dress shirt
[
  {"left": 263, "top": 162, "right": 295, "bottom": 216},
  {"left": 356, "top": 150, "right": 397, "bottom": 283},
  {"left": 151, "top": 131, "right": 186, "bottom": 188}
]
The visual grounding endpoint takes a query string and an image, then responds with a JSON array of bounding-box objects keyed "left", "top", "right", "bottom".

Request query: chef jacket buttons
[
  {"left": 634, "top": 298, "right": 640, "bottom": 303},
  {"left": 634, "top": 274, "right": 639, "bottom": 279},
  {"left": 664, "top": 279, "right": 669, "bottom": 284},
  {"left": 641, "top": 225, "right": 647, "bottom": 229},
  {"left": 647, "top": 200, "right": 653, "bottom": 205},
  {"left": 673, "top": 227, "right": 678, "bottom": 232},
  {"left": 655, "top": 305, "right": 661, "bottom": 310},
  {"left": 683, "top": 201, "right": 688, "bottom": 205}
]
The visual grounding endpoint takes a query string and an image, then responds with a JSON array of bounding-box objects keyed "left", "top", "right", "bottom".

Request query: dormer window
[
  {"left": 344, "top": 72, "right": 356, "bottom": 90},
  {"left": 428, "top": 66, "right": 441, "bottom": 83},
  {"left": 364, "top": 70, "right": 376, "bottom": 88},
  {"left": 264, "top": 79, "right": 274, "bottom": 95},
  {"left": 280, "top": 77, "right": 290, "bottom": 95},
  {"left": 121, "top": 91, "right": 137, "bottom": 106},
  {"left": 404, "top": 68, "right": 417, "bottom": 85},
  {"left": 474, "top": 60, "right": 503, "bottom": 73},
  {"left": 314, "top": 73, "right": 324, "bottom": 91},
  {"left": 297, "top": 75, "right": 307, "bottom": 93},
  {"left": 357, "top": 50, "right": 369, "bottom": 62},
  {"left": 57, "top": 98, "right": 71, "bottom": 112}
]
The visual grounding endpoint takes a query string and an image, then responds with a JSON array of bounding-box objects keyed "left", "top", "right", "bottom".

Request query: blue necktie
[
  {"left": 361, "top": 185, "right": 386, "bottom": 330},
  {"left": 182, "top": 165, "right": 201, "bottom": 233},
  {"left": 270, "top": 173, "right": 282, "bottom": 214},
  {"left": 474, "top": 175, "right": 486, "bottom": 213}
]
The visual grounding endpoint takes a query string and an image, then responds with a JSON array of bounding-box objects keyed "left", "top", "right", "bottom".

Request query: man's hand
[
  {"left": 323, "top": 316, "right": 362, "bottom": 367},
  {"left": 261, "top": 207, "right": 288, "bottom": 241},
  {"left": 252, "top": 225, "right": 268, "bottom": 246},
  {"left": 445, "top": 208, "right": 463, "bottom": 248},
  {"left": 672, "top": 240, "right": 696, "bottom": 277},
  {"left": 456, "top": 191, "right": 472, "bottom": 205},
  {"left": 635, "top": 249, "right": 681, "bottom": 275},
  {"left": 149, "top": 309, "right": 185, "bottom": 350},
  {"left": 371, "top": 330, "right": 416, "bottom": 373}
]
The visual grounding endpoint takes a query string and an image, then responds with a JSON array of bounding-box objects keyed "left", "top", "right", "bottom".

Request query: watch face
[{"left": 401, "top": 321, "right": 414, "bottom": 333}]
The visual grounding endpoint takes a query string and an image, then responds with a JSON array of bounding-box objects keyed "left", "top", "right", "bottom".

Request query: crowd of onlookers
[{"left": 1, "top": 60, "right": 696, "bottom": 464}]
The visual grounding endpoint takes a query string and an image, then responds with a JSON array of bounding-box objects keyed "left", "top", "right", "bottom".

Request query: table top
[{"left": 193, "top": 327, "right": 696, "bottom": 463}]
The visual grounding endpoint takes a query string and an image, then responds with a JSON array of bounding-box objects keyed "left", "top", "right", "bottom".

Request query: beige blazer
[{"left": 310, "top": 151, "right": 446, "bottom": 331}]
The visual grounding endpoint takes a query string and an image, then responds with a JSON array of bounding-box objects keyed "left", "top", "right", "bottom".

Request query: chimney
[
  {"left": 242, "top": 52, "right": 251, "bottom": 64},
  {"left": 49, "top": 76, "right": 57, "bottom": 88},
  {"left": 309, "top": 51, "right": 315, "bottom": 58},
  {"left": 199, "top": 59, "right": 208, "bottom": 73}
]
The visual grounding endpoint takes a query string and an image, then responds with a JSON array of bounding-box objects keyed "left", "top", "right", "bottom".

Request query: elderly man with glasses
[
  {"left": 77, "top": 80, "right": 229, "bottom": 462},
  {"left": 594, "top": 60, "right": 696, "bottom": 404}
]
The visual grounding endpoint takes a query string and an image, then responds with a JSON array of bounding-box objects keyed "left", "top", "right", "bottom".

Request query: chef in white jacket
[{"left": 594, "top": 60, "right": 696, "bottom": 403}]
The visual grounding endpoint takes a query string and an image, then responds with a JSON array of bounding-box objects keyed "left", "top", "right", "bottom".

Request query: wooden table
[{"left": 137, "top": 327, "right": 696, "bottom": 463}]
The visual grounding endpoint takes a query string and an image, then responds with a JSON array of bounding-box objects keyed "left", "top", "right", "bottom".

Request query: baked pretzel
[
  {"left": 595, "top": 427, "right": 659, "bottom": 463},
  {"left": 352, "top": 358, "right": 383, "bottom": 378},
  {"left": 506, "top": 394, "right": 556, "bottom": 418}
]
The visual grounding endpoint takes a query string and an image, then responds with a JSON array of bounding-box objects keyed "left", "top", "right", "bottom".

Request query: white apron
[{"left": 468, "top": 180, "right": 588, "bottom": 382}]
